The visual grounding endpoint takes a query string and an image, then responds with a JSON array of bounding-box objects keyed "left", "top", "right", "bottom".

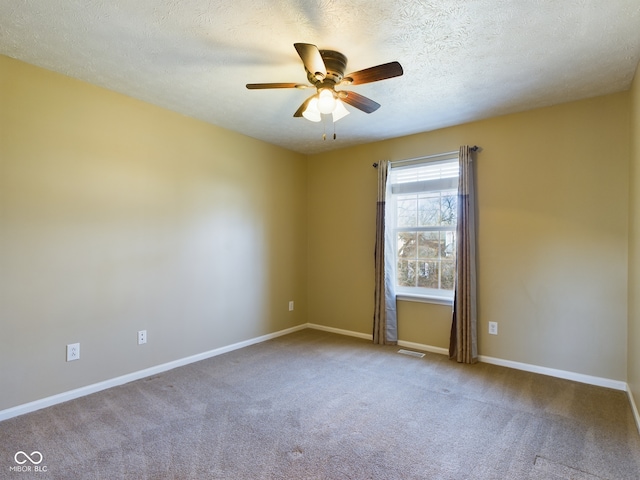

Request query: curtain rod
[{"left": 372, "top": 145, "right": 479, "bottom": 168}]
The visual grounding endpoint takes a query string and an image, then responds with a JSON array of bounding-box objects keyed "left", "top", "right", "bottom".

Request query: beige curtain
[
  {"left": 449, "top": 146, "right": 478, "bottom": 363},
  {"left": 373, "top": 160, "right": 397, "bottom": 344}
]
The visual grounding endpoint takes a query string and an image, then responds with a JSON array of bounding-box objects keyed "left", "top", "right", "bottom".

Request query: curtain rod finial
[{"left": 373, "top": 162, "right": 379, "bottom": 168}]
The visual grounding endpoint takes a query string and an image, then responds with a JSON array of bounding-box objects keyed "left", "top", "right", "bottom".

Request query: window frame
[{"left": 387, "top": 156, "right": 459, "bottom": 306}]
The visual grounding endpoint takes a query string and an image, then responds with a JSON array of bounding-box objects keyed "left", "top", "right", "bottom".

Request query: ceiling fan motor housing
[{"left": 306, "top": 50, "right": 348, "bottom": 86}]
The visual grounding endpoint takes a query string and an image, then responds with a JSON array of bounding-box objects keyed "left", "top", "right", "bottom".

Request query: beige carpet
[{"left": 1, "top": 329, "right": 639, "bottom": 479}]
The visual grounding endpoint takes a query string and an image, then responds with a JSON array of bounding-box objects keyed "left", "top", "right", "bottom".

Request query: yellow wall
[
  {"left": 1, "top": 52, "right": 636, "bottom": 413},
  {"left": 308, "top": 92, "right": 630, "bottom": 381},
  {"left": 629, "top": 60, "right": 640, "bottom": 408},
  {"left": 0, "top": 55, "right": 308, "bottom": 410}
]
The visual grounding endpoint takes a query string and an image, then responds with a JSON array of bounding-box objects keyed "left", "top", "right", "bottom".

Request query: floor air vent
[{"left": 397, "top": 349, "right": 425, "bottom": 358}]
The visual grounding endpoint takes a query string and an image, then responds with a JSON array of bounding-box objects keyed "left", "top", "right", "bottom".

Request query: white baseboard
[
  {"left": 306, "top": 323, "right": 450, "bottom": 356},
  {"left": 397, "top": 339, "right": 449, "bottom": 356},
  {"left": 305, "top": 323, "right": 629, "bottom": 393},
  {"left": 0, "top": 324, "right": 307, "bottom": 422},
  {"left": 305, "top": 323, "right": 373, "bottom": 340},
  {"left": 1, "top": 323, "right": 634, "bottom": 429},
  {"left": 628, "top": 387, "right": 640, "bottom": 435},
  {"left": 478, "top": 355, "right": 627, "bottom": 391}
]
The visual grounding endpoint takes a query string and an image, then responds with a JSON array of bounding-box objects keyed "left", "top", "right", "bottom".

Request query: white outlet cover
[
  {"left": 138, "top": 330, "right": 147, "bottom": 345},
  {"left": 66, "top": 343, "right": 80, "bottom": 361}
]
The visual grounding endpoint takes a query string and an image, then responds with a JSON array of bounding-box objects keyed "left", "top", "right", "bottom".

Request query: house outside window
[{"left": 387, "top": 157, "right": 459, "bottom": 304}]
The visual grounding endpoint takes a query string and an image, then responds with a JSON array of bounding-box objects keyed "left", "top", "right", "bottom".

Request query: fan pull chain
[{"left": 320, "top": 116, "right": 338, "bottom": 141}]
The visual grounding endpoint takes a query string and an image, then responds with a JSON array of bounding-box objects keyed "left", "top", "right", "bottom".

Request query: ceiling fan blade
[
  {"left": 293, "top": 95, "right": 316, "bottom": 117},
  {"left": 294, "top": 43, "right": 327, "bottom": 80},
  {"left": 343, "top": 61, "right": 403, "bottom": 85},
  {"left": 339, "top": 91, "right": 381, "bottom": 114},
  {"left": 246, "top": 83, "right": 308, "bottom": 89}
]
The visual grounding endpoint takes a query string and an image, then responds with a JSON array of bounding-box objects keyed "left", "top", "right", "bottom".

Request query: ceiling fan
[{"left": 246, "top": 43, "right": 403, "bottom": 124}]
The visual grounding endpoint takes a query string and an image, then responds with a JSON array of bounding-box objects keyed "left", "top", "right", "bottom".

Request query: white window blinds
[{"left": 390, "top": 159, "right": 459, "bottom": 195}]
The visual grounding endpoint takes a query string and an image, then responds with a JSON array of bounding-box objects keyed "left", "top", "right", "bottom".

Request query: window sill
[{"left": 396, "top": 293, "right": 453, "bottom": 306}]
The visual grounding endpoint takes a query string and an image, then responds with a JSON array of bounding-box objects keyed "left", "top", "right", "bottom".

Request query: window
[{"left": 387, "top": 157, "right": 459, "bottom": 304}]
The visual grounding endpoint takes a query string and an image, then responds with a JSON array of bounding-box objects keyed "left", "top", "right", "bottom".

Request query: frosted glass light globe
[
  {"left": 302, "top": 97, "right": 321, "bottom": 122},
  {"left": 317, "top": 89, "right": 336, "bottom": 115}
]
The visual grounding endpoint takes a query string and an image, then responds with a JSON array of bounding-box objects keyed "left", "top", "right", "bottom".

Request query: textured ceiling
[{"left": 1, "top": 1, "right": 639, "bottom": 154}]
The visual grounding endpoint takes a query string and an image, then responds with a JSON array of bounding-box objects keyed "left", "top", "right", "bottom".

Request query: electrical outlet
[
  {"left": 138, "top": 330, "right": 147, "bottom": 345},
  {"left": 488, "top": 322, "right": 498, "bottom": 335},
  {"left": 288, "top": 301, "right": 294, "bottom": 311},
  {"left": 66, "top": 343, "right": 80, "bottom": 361}
]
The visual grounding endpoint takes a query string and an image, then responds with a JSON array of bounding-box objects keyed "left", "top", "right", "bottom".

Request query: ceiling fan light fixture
[
  {"left": 302, "top": 96, "right": 321, "bottom": 122},
  {"left": 317, "top": 88, "right": 337, "bottom": 115}
]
